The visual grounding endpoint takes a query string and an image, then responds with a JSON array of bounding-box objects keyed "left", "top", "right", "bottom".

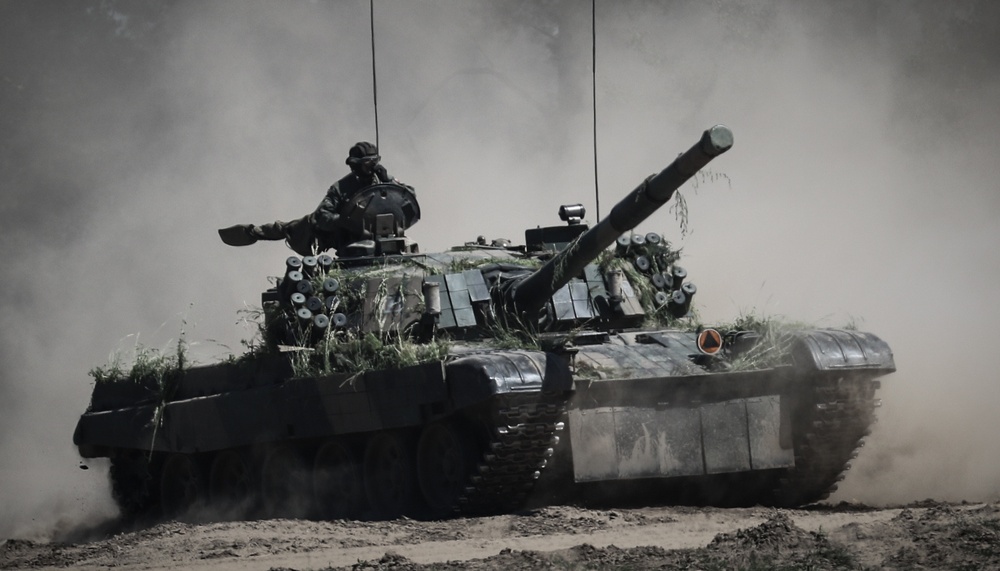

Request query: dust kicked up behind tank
[{"left": 74, "top": 126, "right": 895, "bottom": 522}]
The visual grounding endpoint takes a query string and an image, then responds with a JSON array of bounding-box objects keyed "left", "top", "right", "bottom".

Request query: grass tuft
[
  {"left": 289, "top": 330, "right": 452, "bottom": 378},
  {"left": 708, "top": 310, "right": 812, "bottom": 371},
  {"left": 89, "top": 335, "right": 187, "bottom": 385}
]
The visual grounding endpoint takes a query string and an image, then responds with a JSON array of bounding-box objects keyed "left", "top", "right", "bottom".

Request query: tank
[{"left": 74, "top": 125, "right": 895, "bottom": 522}]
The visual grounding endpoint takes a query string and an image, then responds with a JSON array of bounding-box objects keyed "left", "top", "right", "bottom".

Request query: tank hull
[
  {"left": 75, "top": 351, "right": 572, "bottom": 519},
  {"left": 75, "top": 329, "right": 891, "bottom": 518}
]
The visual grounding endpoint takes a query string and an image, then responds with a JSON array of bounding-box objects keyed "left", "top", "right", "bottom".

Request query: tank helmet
[{"left": 346, "top": 141, "right": 380, "bottom": 173}]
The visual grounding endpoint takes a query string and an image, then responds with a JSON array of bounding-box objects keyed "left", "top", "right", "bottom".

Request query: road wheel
[
  {"left": 208, "top": 450, "right": 257, "bottom": 519},
  {"left": 260, "top": 446, "right": 311, "bottom": 519},
  {"left": 313, "top": 440, "right": 364, "bottom": 520},
  {"left": 159, "top": 453, "right": 206, "bottom": 519},
  {"left": 363, "top": 431, "right": 417, "bottom": 519},
  {"left": 417, "top": 421, "right": 477, "bottom": 517}
]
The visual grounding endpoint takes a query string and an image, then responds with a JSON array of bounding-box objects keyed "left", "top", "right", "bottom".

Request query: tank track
[
  {"left": 103, "top": 393, "right": 569, "bottom": 521},
  {"left": 108, "top": 449, "right": 161, "bottom": 522},
  {"left": 456, "top": 393, "right": 567, "bottom": 515},
  {"left": 768, "top": 370, "right": 882, "bottom": 506}
]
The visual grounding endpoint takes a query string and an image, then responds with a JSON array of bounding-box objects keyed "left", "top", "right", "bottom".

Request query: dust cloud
[{"left": 1, "top": 0, "right": 998, "bottom": 539}]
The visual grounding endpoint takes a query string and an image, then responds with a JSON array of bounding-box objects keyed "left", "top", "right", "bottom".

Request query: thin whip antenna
[
  {"left": 370, "top": 0, "right": 380, "bottom": 148},
  {"left": 592, "top": 0, "right": 600, "bottom": 221}
]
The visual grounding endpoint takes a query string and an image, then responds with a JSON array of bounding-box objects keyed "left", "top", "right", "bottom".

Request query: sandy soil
[{"left": 3, "top": 500, "right": 999, "bottom": 570}]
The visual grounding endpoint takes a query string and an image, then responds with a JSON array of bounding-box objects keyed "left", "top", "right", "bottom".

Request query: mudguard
[
  {"left": 446, "top": 350, "right": 574, "bottom": 409},
  {"left": 791, "top": 329, "right": 895, "bottom": 373}
]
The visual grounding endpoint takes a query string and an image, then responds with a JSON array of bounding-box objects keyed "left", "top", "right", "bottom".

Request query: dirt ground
[{"left": 3, "top": 500, "right": 1000, "bottom": 570}]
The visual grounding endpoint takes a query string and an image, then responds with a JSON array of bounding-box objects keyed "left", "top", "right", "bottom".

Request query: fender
[
  {"left": 791, "top": 329, "right": 895, "bottom": 374},
  {"left": 446, "top": 351, "right": 574, "bottom": 409}
]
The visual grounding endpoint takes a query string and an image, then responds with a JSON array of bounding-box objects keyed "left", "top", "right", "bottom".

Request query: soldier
[
  {"left": 219, "top": 142, "right": 408, "bottom": 256},
  {"left": 313, "top": 141, "right": 399, "bottom": 234}
]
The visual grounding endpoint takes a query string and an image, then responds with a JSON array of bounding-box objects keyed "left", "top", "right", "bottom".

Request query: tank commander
[
  {"left": 219, "top": 142, "right": 410, "bottom": 256},
  {"left": 314, "top": 141, "right": 399, "bottom": 232}
]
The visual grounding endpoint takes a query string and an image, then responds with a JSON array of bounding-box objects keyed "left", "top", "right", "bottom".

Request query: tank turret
[
  {"left": 508, "top": 125, "right": 733, "bottom": 313},
  {"left": 329, "top": 182, "right": 422, "bottom": 257}
]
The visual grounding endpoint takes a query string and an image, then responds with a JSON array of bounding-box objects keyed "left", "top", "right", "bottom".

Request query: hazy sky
[{"left": 2, "top": 0, "right": 999, "bottom": 539}]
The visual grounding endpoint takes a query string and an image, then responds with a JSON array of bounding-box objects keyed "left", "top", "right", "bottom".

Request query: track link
[
  {"left": 769, "top": 372, "right": 881, "bottom": 506},
  {"left": 455, "top": 394, "right": 567, "bottom": 514}
]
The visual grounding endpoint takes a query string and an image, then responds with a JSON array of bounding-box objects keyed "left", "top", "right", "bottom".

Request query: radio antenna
[
  {"left": 591, "top": 0, "right": 600, "bottom": 221},
  {"left": 370, "top": 0, "right": 380, "bottom": 149}
]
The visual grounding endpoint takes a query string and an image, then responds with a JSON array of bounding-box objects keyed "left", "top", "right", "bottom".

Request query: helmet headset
[{"left": 346, "top": 141, "right": 380, "bottom": 174}]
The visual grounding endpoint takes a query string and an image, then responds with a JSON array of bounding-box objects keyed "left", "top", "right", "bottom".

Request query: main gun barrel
[{"left": 510, "top": 125, "right": 733, "bottom": 312}]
